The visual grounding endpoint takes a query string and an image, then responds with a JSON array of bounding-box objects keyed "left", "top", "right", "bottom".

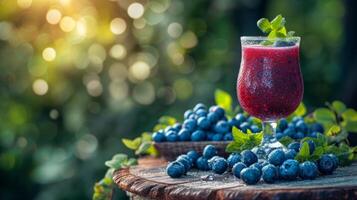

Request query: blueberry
[
  {"left": 293, "top": 131, "right": 304, "bottom": 139},
  {"left": 210, "top": 106, "right": 225, "bottom": 118},
  {"left": 188, "top": 114, "right": 197, "bottom": 120},
  {"left": 241, "top": 150, "right": 258, "bottom": 166},
  {"left": 235, "top": 113, "right": 246, "bottom": 124},
  {"left": 203, "top": 145, "right": 218, "bottom": 159},
  {"left": 191, "top": 130, "right": 206, "bottom": 141},
  {"left": 227, "top": 153, "right": 242, "bottom": 168},
  {"left": 288, "top": 142, "right": 300, "bottom": 152},
  {"left": 166, "top": 161, "right": 185, "bottom": 178},
  {"left": 197, "top": 117, "right": 211, "bottom": 130},
  {"left": 212, "top": 134, "right": 223, "bottom": 141},
  {"left": 268, "top": 149, "right": 286, "bottom": 166},
  {"left": 214, "top": 120, "right": 230, "bottom": 133},
  {"left": 178, "top": 129, "right": 191, "bottom": 141},
  {"left": 223, "top": 132, "right": 233, "bottom": 141},
  {"left": 184, "top": 109, "right": 194, "bottom": 119},
  {"left": 176, "top": 155, "right": 192, "bottom": 172},
  {"left": 193, "top": 103, "right": 207, "bottom": 112},
  {"left": 172, "top": 123, "right": 182, "bottom": 130},
  {"left": 283, "top": 127, "right": 295, "bottom": 138},
  {"left": 211, "top": 157, "right": 228, "bottom": 174},
  {"left": 228, "top": 118, "right": 240, "bottom": 128},
  {"left": 252, "top": 160, "right": 269, "bottom": 171},
  {"left": 285, "top": 149, "right": 297, "bottom": 160},
  {"left": 273, "top": 40, "right": 295, "bottom": 47},
  {"left": 152, "top": 131, "right": 166, "bottom": 142},
  {"left": 307, "top": 140, "right": 315, "bottom": 154},
  {"left": 299, "top": 161, "right": 318, "bottom": 180},
  {"left": 207, "top": 132, "right": 215, "bottom": 141},
  {"left": 165, "top": 126, "right": 176, "bottom": 133},
  {"left": 262, "top": 164, "right": 278, "bottom": 183},
  {"left": 279, "top": 159, "right": 299, "bottom": 180},
  {"left": 232, "top": 162, "right": 246, "bottom": 178},
  {"left": 186, "top": 150, "right": 199, "bottom": 163},
  {"left": 165, "top": 131, "right": 179, "bottom": 142},
  {"left": 240, "top": 167, "right": 261, "bottom": 185},
  {"left": 208, "top": 156, "right": 220, "bottom": 169},
  {"left": 309, "top": 123, "right": 324, "bottom": 134},
  {"left": 318, "top": 154, "right": 335, "bottom": 174},
  {"left": 239, "top": 122, "right": 250, "bottom": 133},
  {"left": 196, "top": 157, "right": 210, "bottom": 171},
  {"left": 275, "top": 132, "right": 284, "bottom": 140},
  {"left": 250, "top": 125, "right": 261, "bottom": 133},
  {"left": 183, "top": 119, "right": 197, "bottom": 132},
  {"left": 278, "top": 118, "right": 288, "bottom": 130},
  {"left": 327, "top": 154, "right": 339, "bottom": 170},
  {"left": 196, "top": 109, "right": 208, "bottom": 117},
  {"left": 207, "top": 112, "right": 220, "bottom": 124},
  {"left": 308, "top": 131, "right": 319, "bottom": 138},
  {"left": 292, "top": 116, "right": 304, "bottom": 124},
  {"left": 295, "top": 120, "right": 308, "bottom": 133}
]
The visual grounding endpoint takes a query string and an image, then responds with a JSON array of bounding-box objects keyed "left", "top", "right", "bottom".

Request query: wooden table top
[{"left": 114, "top": 157, "right": 357, "bottom": 200}]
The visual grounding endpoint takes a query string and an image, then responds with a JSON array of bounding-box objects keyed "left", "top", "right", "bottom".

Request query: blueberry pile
[
  {"left": 166, "top": 144, "right": 339, "bottom": 185},
  {"left": 152, "top": 103, "right": 261, "bottom": 142},
  {"left": 276, "top": 117, "right": 324, "bottom": 140}
]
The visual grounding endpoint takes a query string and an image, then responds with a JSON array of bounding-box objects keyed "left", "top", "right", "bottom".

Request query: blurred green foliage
[{"left": 0, "top": 0, "right": 352, "bottom": 199}]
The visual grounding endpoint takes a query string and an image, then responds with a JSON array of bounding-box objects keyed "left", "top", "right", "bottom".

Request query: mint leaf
[
  {"left": 232, "top": 127, "right": 248, "bottom": 141},
  {"left": 326, "top": 125, "right": 341, "bottom": 136},
  {"left": 257, "top": 18, "right": 272, "bottom": 33},
  {"left": 158, "top": 116, "right": 177, "bottom": 126},
  {"left": 342, "top": 109, "right": 357, "bottom": 121},
  {"left": 313, "top": 108, "right": 336, "bottom": 126},
  {"left": 122, "top": 138, "right": 142, "bottom": 150},
  {"left": 271, "top": 15, "right": 285, "bottom": 30},
  {"left": 135, "top": 141, "right": 151, "bottom": 155},
  {"left": 215, "top": 89, "right": 233, "bottom": 116},
  {"left": 227, "top": 127, "right": 262, "bottom": 153},
  {"left": 105, "top": 154, "right": 128, "bottom": 169},
  {"left": 278, "top": 136, "right": 294, "bottom": 147},
  {"left": 332, "top": 101, "right": 347, "bottom": 115},
  {"left": 295, "top": 141, "right": 310, "bottom": 162}
]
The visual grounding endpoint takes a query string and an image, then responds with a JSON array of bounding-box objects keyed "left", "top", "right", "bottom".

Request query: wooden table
[{"left": 114, "top": 158, "right": 357, "bottom": 200}]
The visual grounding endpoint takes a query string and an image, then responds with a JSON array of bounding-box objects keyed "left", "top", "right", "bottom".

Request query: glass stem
[{"left": 262, "top": 121, "right": 277, "bottom": 144}]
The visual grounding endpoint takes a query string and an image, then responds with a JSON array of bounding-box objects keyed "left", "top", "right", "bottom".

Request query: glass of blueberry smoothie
[{"left": 237, "top": 36, "right": 303, "bottom": 154}]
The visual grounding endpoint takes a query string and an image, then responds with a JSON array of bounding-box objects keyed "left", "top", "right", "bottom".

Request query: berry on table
[
  {"left": 309, "top": 123, "right": 324, "bottom": 134},
  {"left": 327, "top": 154, "right": 339, "bottom": 170},
  {"left": 262, "top": 164, "right": 278, "bottom": 183},
  {"left": 252, "top": 160, "right": 269, "bottom": 171},
  {"left": 193, "top": 103, "right": 207, "bottom": 112},
  {"left": 183, "top": 119, "right": 197, "bottom": 132},
  {"left": 268, "top": 149, "right": 286, "bottom": 166},
  {"left": 196, "top": 156, "right": 210, "bottom": 171},
  {"left": 165, "top": 131, "right": 179, "bottom": 142},
  {"left": 288, "top": 142, "right": 300, "bottom": 152},
  {"left": 241, "top": 150, "right": 258, "bottom": 166},
  {"left": 186, "top": 150, "right": 199, "bottom": 163},
  {"left": 207, "top": 112, "right": 220, "bottom": 124},
  {"left": 283, "top": 127, "right": 295, "bottom": 138},
  {"left": 210, "top": 106, "right": 225, "bottom": 118},
  {"left": 240, "top": 167, "right": 261, "bottom": 185},
  {"left": 299, "top": 161, "right": 318, "bottom": 180},
  {"left": 152, "top": 131, "right": 166, "bottom": 142},
  {"left": 203, "top": 145, "right": 218, "bottom": 159},
  {"left": 285, "top": 149, "right": 297, "bottom": 160},
  {"left": 184, "top": 109, "right": 194, "bottom": 119},
  {"left": 278, "top": 118, "right": 288, "bottom": 130},
  {"left": 250, "top": 125, "right": 261, "bottom": 133},
  {"left": 295, "top": 120, "right": 308, "bottom": 133},
  {"left": 318, "top": 154, "right": 336, "bottom": 175},
  {"left": 293, "top": 131, "right": 304, "bottom": 139},
  {"left": 239, "top": 122, "right": 250, "bottom": 133},
  {"left": 176, "top": 155, "right": 192, "bottom": 172},
  {"left": 178, "top": 129, "right": 191, "bottom": 141},
  {"left": 223, "top": 132, "right": 233, "bottom": 141},
  {"left": 279, "top": 159, "right": 299, "bottom": 180},
  {"left": 191, "top": 130, "right": 206, "bottom": 141},
  {"left": 166, "top": 161, "right": 185, "bottom": 178},
  {"left": 227, "top": 153, "right": 242, "bottom": 168},
  {"left": 211, "top": 157, "right": 228, "bottom": 174},
  {"left": 275, "top": 132, "right": 284, "bottom": 140},
  {"left": 214, "top": 120, "right": 230, "bottom": 134},
  {"left": 211, "top": 134, "right": 223, "bottom": 141},
  {"left": 196, "top": 109, "right": 208, "bottom": 117},
  {"left": 235, "top": 113, "right": 246, "bottom": 124},
  {"left": 228, "top": 118, "right": 240, "bottom": 128},
  {"left": 232, "top": 162, "right": 247, "bottom": 178}
]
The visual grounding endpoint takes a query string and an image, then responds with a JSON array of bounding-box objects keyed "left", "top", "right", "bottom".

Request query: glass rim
[{"left": 241, "top": 36, "right": 301, "bottom": 40}]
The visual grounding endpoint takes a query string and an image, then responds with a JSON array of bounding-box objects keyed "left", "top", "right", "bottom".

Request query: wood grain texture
[{"left": 113, "top": 158, "right": 357, "bottom": 200}]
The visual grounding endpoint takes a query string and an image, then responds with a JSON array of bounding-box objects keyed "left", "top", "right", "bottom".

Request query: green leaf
[
  {"left": 342, "top": 109, "right": 357, "bottom": 121},
  {"left": 227, "top": 127, "right": 262, "bottom": 153},
  {"left": 331, "top": 101, "right": 347, "bottom": 115},
  {"left": 257, "top": 18, "right": 272, "bottom": 33},
  {"left": 141, "top": 132, "right": 152, "bottom": 142},
  {"left": 232, "top": 127, "right": 248, "bottom": 141},
  {"left": 278, "top": 136, "right": 294, "bottom": 147},
  {"left": 342, "top": 120, "right": 357, "bottom": 133},
  {"left": 105, "top": 154, "right": 127, "bottom": 169},
  {"left": 124, "top": 158, "right": 137, "bottom": 167},
  {"left": 268, "top": 30, "right": 286, "bottom": 39},
  {"left": 225, "top": 142, "right": 241, "bottom": 153},
  {"left": 326, "top": 125, "right": 341, "bottom": 136},
  {"left": 122, "top": 138, "right": 141, "bottom": 150},
  {"left": 295, "top": 141, "right": 310, "bottom": 162},
  {"left": 313, "top": 108, "right": 336, "bottom": 125},
  {"left": 135, "top": 141, "right": 151, "bottom": 155},
  {"left": 271, "top": 14, "right": 285, "bottom": 30},
  {"left": 158, "top": 116, "right": 177, "bottom": 126},
  {"left": 215, "top": 89, "right": 232, "bottom": 113},
  {"left": 276, "top": 26, "right": 287, "bottom": 36}
]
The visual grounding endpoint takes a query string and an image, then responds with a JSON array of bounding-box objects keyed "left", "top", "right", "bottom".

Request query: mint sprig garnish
[{"left": 257, "top": 14, "right": 295, "bottom": 45}]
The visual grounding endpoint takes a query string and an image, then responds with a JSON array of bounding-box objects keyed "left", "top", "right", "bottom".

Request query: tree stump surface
[{"left": 114, "top": 158, "right": 357, "bottom": 200}]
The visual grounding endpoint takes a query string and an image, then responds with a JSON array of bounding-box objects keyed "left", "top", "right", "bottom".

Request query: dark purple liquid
[{"left": 237, "top": 45, "right": 303, "bottom": 121}]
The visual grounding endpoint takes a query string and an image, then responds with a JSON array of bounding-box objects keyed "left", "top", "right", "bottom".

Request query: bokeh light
[
  {"left": 132, "top": 81, "right": 155, "bottom": 105},
  {"left": 42, "top": 47, "right": 56, "bottom": 62},
  {"left": 46, "top": 9, "right": 62, "bottom": 25},
  {"left": 110, "top": 44, "right": 127, "bottom": 60},
  {"left": 32, "top": 79, "right": 49, "bottom": 96},
  {"left": 60, "top": 16, "right": 76, "bottom": 32},
  {"left": 110, "top": 18, "right": 127, "bottom": 35},
  {"left": 127, "top": 3, "right": 145, "bottom": 19},
  {"left": 129, "top": 61, "right": 151, "bottom": 81},
  {"left": 17, "top": 0, "right": 32, "bottom": 9},
  {"left": 167, "top": 22, "right": 183, "bottom": 38}
]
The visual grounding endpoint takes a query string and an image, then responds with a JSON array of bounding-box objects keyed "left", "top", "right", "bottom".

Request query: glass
[{"left": 237, "top": 36, "right": 303, "bottom": 157}]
